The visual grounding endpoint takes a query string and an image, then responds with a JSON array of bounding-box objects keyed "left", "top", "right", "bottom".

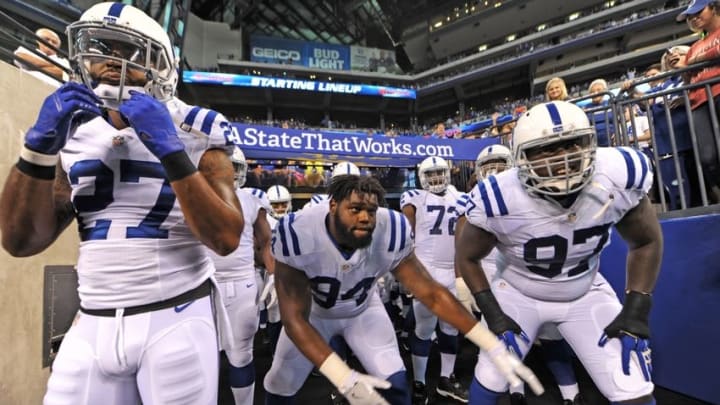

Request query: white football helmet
[
  {"left": 418, "top": 156, "right": 451, "bottom": 194},
  {"left": 475, "top": 144, "right": 513, "bottom": 180},
  {"left": 331, "top": 161, "right": 360, "bottom": 178},
  {"left": 267, "top": 185, "right": 292, "bottom": 219},
  {"left": 67, "top": 2, "right": 178, "bottom": 109},
  {"left": 513, "top": 101, "right": 596, "bottom": 196},
  {"left": 231, "top": 146, "right": 247, "bottom": 189}
]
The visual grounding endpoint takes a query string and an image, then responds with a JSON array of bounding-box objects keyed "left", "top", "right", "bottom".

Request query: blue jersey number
[
  {"left": 309, "top": 276, "right": 376, "bottom": 309},
  {"left": 523, "top": 223, "right": 612, "bottom": 278},
  {"left": 68, "top": 159, "right": 176, "bottom": 241},
  {"left": 427, "top": 205, "right": 457, "bottom": 235}
]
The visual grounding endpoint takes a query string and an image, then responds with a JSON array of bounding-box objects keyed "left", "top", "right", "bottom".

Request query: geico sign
[{"left": 252, "top": 47, "right": 301, "bottom": 61}]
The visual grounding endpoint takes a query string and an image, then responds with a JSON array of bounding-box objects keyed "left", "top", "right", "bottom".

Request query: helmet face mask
[
  {"left": 513, "top": 101, "right": 596, "bottom": 197},
  {"left": 67, "top": 3, "right": 178, "bottom": 110},
  {"left": 267, "top": 185, "right": 292, "bottom": 219},
  {"left": 418, "top": 156, "right": 450, "bottom": 194},
  {"left": 475, "top": 144, "right": 513, "bottom": 180}
]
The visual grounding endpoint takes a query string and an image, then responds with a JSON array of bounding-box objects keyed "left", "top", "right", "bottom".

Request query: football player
[
  {"left": 458, "top": 144, "right": 584, "bottom": 405},
  {"left": 261, "top": 184, "right": 294, "bottom": 354},
  {"left": 0, "top": 3, "right": 244, "bottom": 404},
  {"left": 206, "top": 146, "right": 273, "bottom": 405},
  {"left": 263, "top": 175, "right": 543, "bottom": 404},
  {"left": 456, "top": 101, "right": 662, "bottom": 405},
  {"left": 400, "top": 156, "right": 467, "bottom": 404}
]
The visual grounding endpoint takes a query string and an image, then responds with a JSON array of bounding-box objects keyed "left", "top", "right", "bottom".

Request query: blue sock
[
  {"left": 229, "top": 361, "right": 255, "bottom": 388},
  {"left": 378, "top": 370, "right": 411, "bottom": 404},
  {"left": 539, "top": 339, "right": 577, "bottom": 386},
  {"left": 469, "top": 377, "right": 503, "bottom": 405},
  {"left": 329, "top": 335, "right": 349, "bottom": 360}
]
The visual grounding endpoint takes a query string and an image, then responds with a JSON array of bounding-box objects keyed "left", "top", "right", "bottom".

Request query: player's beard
[{"left": 334, "top": 210, "right": 374, "bottom": 249}]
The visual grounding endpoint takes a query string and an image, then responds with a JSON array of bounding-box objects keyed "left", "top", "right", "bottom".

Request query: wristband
[
  {"left": 160, "top": 150, "right": 197, "bottom": 182},
  {"left": 465, "top": 322, "right": 503, "bottom": 352},
  {"left": 16, "top": 158, "right": 55, "bottom": 180},
  {"left": 319, "top": 352, "right": 352, "bottom": 388},
  {"left": 20, "top": 145, "right": 59, "bottom": 166},
  {"left": 472, "top": 289, "right": 503, "bottom": 317},
  {"left": 623, "top": 290, "right": 652, "bottom": 321}
]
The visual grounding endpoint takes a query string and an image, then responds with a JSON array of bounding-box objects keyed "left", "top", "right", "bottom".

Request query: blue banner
[
  {"left": 183, "top": 71, "right": 416, "bottom": 99},
  {"left": 250, "top": 35, "right": 350, "bottom": 70},
  {"left": 226, "top": 123, "right": 498, "bottom": 165}
]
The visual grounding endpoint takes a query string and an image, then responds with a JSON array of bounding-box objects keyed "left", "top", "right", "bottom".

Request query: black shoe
[
  {"left": 412, "top": 381, "right": 429, "bottom": 405},
  {"left": 565, "top": 393, "right": 585, "bottom": 405},
  {"left": 330, "top": 388, "right": 349, "bottom": 405},
  {"left": 436, "top": 374, "right": 468, "bottom": 403},
  {"left": 510, "top": 392, "right": 527, "bottom": 405}
]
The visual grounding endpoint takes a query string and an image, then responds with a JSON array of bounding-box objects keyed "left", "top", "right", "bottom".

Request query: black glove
[
  {"left": 598, "top": 291, "right": 653, "bottom": 381},
  {"left": 473, "top": 290, "right": 530, "bottom": 357}
]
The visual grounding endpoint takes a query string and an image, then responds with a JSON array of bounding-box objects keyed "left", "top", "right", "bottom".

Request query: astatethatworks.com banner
[{"left": 226, "top": 123, "right": 498, "bottom": 166}]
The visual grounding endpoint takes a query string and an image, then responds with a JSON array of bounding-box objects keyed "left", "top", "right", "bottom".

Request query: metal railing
[{"left": 572, "top": 60, "right": 720, "bottom": 214}]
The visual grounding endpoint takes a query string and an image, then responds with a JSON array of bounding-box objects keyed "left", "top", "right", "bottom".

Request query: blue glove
[
  {"left": 119, "top": 91, "right": 185, "bottom": 159},
  {"left": 598, "top": 332, "right": 652, "bottom": 381},
  {"left": 499, "top": 330, "right": 531, "bottom": 358},
  {"left": 25, "top": 82, "right": 101, "bottom": 155},
  {"left": 598, "top": 291, "right": 653, "bottom": 381}
]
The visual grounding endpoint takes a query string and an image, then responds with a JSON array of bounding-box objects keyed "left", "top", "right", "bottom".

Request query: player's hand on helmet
[
  {"left": 487, "top": 343, "right": 544, "bottom": 395},
  {"left": 339, "top": 370, "right": 391, "bottom": 405},
  {"left": 259, "top": 274, "right": 277, "bottom": 307},
  {"left": 119, "top": 91, "right": 184, "bottom": 159},
  {"left": 25, "top": 82, "right": 101, "bottom": 155},
  {"left": 455, "top": 277, "right": 479, "bottom": 314},
  {"left": 598, "top": 291, "right": 653, "bottom": 381}
]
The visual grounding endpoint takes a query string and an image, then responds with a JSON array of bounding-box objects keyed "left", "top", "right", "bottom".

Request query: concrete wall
[
  {"left": 184, "top": 12, "right": 243, "bottom": 69},
  {"left": 0, "top": 61, "right": 79, "bottom": 404}
]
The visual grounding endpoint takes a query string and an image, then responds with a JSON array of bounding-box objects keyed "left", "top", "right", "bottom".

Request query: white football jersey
[
  {"left": 267, "top": 212, "right": 278, "bottom": 231},
  {"left": 303, "top": 193, "right": 329, "bottom": 209},
  {"left": 273, "top": 203, "right": 413, "bottom": 318},
  {"left": 61, "top": 98, "right": 235, "bottom": 309},
  {"left": 400, "top": 188, "right": 461, "bottom": 271},
  {"left": 455, "top": 192, "right": 499, "bottom": 279},
  {"left": 466, "top": 147, "right": 652, "bottom": 301},
  {"left": 208, "top": 187, "right": 271, "bottom": 282}
]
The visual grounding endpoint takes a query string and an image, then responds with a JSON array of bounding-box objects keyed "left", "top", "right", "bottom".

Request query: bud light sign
[{"left": 250, "top": 35, "right": 350, "bottom": 70}]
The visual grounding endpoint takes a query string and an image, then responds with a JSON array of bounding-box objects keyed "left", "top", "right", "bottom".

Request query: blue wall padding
[{"left": 599, "top": 213, "right": 720, "bottom": 404}]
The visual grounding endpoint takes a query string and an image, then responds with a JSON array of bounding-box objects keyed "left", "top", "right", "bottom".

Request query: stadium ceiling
[{"left": 190, "top": 0, "right": 470, "bottom": 49}]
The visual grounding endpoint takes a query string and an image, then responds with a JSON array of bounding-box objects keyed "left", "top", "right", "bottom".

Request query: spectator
[
  {"left": 13, "top": 28, "right": 70, "bottom": 86},
  {"left": 677, "top": 0, "right": 720, "bottom": 203},
  {"left": 585, "top": 78, "right": 616, "bottom": 146},
  {"left": 545, "top": 77, "right": 569, "bottom": 101}
]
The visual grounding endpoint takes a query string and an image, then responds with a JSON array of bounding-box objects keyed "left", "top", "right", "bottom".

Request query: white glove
[
  {"left": 320, "top": 353, "right": 390, "bottom": 405},
  {"left": 455, "top": 277, "right": 479, "bottom": 313},
  {"left": 488, "top": 343, "right": 544, "bottom": 396},
  {"left": 259, "top": 274, "right": 277, "bottom": 308},
  {"left": 339, "top": 371, "right": 391, "bottom": 405}
]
